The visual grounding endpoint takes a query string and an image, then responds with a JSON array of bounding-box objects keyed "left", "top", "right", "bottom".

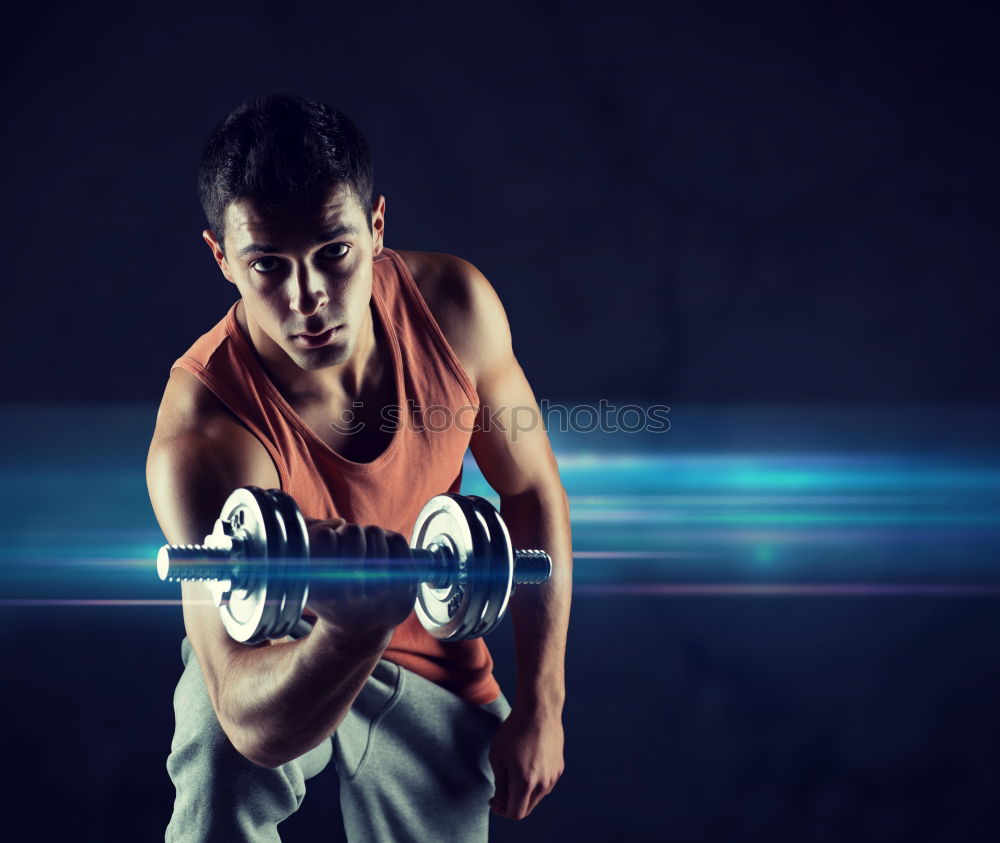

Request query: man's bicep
[
  {"left": 147, "top": 429, "right": 269, "bottom": 542},
  {"left": 469, "top": 355, "right": 563, "bottom": 498}
]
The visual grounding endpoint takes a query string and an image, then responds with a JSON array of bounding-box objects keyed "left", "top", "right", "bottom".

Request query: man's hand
[
  {"left": 305, "top": 518, "right": 418, "bottom": 643},
  {"left": 488, "top": 704, "right": 565, "bottom": 820}
]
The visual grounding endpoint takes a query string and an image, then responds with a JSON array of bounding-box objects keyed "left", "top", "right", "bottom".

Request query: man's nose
[{"left": 288, "top": 264, "right": 329, "bottom": 316}]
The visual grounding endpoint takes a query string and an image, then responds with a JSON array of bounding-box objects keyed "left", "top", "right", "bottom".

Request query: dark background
[
  {"left": 3, "top": 0, "right": 998, "bottom": 404},
  {"left": 2, "top": 1, "right": 1000, "bottom": 842}
]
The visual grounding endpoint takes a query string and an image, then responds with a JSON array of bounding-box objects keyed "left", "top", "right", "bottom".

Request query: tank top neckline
[{"left": 223, "top": 264, "right": 406, "bottom": 475}]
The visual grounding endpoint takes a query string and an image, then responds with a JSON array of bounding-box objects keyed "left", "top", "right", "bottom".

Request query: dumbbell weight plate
[
  {"left": 219, "top": 487, "right": 287, "bottom": 644},
  {"left": 454, "top": 495, "right": 503, "bottom": 639},
  {"left": 264, "top": 489, "right": 311, "bottom": 640},
  {"left": 462, "top": 496, "right": 514, "bottom": 638},
  {"left": 411, "top": 494, "right": 491, "bottom": 640},
  {"left": 460, "top": 501, "right": 499, "bottom": 639},
  {"left": 451, "top": 496, "right": 494, "bottom": 639},
  {"left": 260, "top": 491, "right": 290, "bottom": 641}
]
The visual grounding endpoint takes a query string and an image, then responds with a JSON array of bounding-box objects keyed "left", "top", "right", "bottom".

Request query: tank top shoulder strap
[{"left": 374, "top": 248, "right": 479, "bottom": 408}]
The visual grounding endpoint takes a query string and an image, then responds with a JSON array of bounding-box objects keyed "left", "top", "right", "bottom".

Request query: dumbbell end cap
[{"left": 157, "top": 545, "right": 171, "bottom": 581}]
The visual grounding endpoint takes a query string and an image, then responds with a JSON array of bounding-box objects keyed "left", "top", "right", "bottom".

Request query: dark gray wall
[{"left": 3, "top": 1, "right": 997, "bottom": 405}]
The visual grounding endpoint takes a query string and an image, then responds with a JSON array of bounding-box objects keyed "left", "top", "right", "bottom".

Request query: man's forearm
[
  {"left": 214, "top": 618, "right": 391, "bottom": 767},
  {"left": 499, "top": 485, "right": 572, "bottom": 713}
]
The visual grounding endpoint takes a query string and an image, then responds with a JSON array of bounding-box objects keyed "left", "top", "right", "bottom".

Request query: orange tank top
[{"left": 170, "top": 247, "right": 500, "bottom": 705}]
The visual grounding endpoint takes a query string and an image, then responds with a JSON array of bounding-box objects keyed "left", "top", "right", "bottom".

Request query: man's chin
[{"left": 293, "top": 342, "right": 351, "bottom": 369}]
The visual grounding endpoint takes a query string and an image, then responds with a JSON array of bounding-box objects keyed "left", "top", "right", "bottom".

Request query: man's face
[{"left": 205, "top": 184, "right": 384, "bottom": 373}]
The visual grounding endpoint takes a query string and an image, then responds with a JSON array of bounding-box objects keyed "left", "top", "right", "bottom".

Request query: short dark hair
[{"left": 198, "top": 94, "right": 374, "bottom": 249}]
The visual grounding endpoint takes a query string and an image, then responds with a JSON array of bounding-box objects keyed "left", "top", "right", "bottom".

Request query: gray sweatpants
[{"left": 165, "top": 628, "right": 511, "bottom": 842}]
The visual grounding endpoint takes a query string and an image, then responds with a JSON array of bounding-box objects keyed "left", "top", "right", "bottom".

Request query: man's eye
[
  {"left": 321, "top": 243, "right": 350, "bottom": 259},
  {"left": 251, "top": 257, "right": 282, "bottom": 274}
]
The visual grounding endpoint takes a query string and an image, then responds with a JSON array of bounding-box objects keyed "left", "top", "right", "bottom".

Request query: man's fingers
[
  {"left": 489, "top": 759, "right": 509, "bottom": 816},
  {"left": 307, "top": 521, "right": 342, "bottom": 565},
  {"left": 362, "top": 525, "right": 388, "bottom": 596},
  {"left": 305, "top": 516, "right": 347, "bottom": 530},
  {"left": 362, "top": 524, "right": 389, "bottom": 556},
  {"left": 386, "top": 531, "right": 415, "bottom": 576},
  {"left": 489, "top": 791, "right": 508, "bottom": 815},
  {"left": 333, "top": 522, "right": 363, "bottom": 557},
  {"left": 501, "top": 772, "right": 559, "bottom": 820},
  {"left": 504, "top": 774, "right": 533, "bottom": 820},
  {"left": 524, "top": 779, "right": 550, "bottom": 817},
  {"left": 332, "top": 523, "right": 363, "bottom": 598},
  {"left": 386, "top": 531, "right": 411, "bottom": 555}
]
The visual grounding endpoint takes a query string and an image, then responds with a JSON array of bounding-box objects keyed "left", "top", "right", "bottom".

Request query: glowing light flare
[
  {"left": 7, "top": 584, "right": 1000, "bottom": 607},
  {"left": 573, "top": 583, "right": 1000, "bottom": 596},
  {"left": 3, "top": 449, "right": 999, "bottom": 601}
]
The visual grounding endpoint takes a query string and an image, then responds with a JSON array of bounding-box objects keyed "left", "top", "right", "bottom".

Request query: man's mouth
[{"left": 292, "top": 326, "right": 339, "bottom": 348}]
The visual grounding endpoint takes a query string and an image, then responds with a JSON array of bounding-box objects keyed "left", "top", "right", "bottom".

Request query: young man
[{"left": 146, "top": 95, "right": 571, "bottom": 841}]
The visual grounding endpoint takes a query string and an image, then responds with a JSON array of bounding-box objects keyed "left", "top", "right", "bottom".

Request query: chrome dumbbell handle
[
  {"left": 157, "top": 543, "right": 236, "bottom": 583},
  {"left": 157, "top": 537, "right": 552, "bottom": 588},
  {"left": 413, "top": 543, "right": 551, "bottom": 587},
  {"left": 506, "top": 549, "right": 552, "bottom": 584}
]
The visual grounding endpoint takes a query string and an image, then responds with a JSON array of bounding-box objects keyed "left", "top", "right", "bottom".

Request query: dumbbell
[{"left": 157, "top": 487, "right": 552, "bottom": 644}]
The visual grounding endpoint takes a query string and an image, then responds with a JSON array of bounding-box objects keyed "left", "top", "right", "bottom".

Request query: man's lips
[
  {"left": 292, "top": 324, "right": 344, "bottom": 348},
  {"left": 292, "top": 325, "right": 341, "bottom": 348}
]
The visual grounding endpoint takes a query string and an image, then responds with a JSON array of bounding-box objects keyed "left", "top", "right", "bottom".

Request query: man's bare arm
[
  {"left": 431, "top": 255, "right": 571, "bottom": 820},
  {"left": 146, "top": 368, "right": 403, "bottom": 767}
]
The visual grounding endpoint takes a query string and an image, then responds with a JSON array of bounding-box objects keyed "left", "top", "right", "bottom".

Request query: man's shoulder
[
  {"left": 392, "top": 248, "right": 481, "bottom": 310},
  {"left": 150, "top": 367, "right": 280, "bottom": 486},
  {"left": 152, "top": 368, "right": 241, "bottom": 447},
  {"left": 390, "top": 248, "right": 505, "bottom": 339},
  {"left": 157, "top": 367, "right": 227, "bottom": 433},
  {"left": 155, "top": 305, "right": 246, "bottom": 436}
]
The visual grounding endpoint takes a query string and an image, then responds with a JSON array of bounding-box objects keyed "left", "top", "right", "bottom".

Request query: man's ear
[
  {"left": 202, "top": 230, "right": 237, "bottom": 285},
  {"left": 371, "top": 195, "right": 386, "bottom": 256}
]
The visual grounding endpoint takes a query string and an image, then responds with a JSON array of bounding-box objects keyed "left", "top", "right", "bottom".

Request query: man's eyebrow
[{"left": 236, "top": 224, "right": 362, "bottom": 258}]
